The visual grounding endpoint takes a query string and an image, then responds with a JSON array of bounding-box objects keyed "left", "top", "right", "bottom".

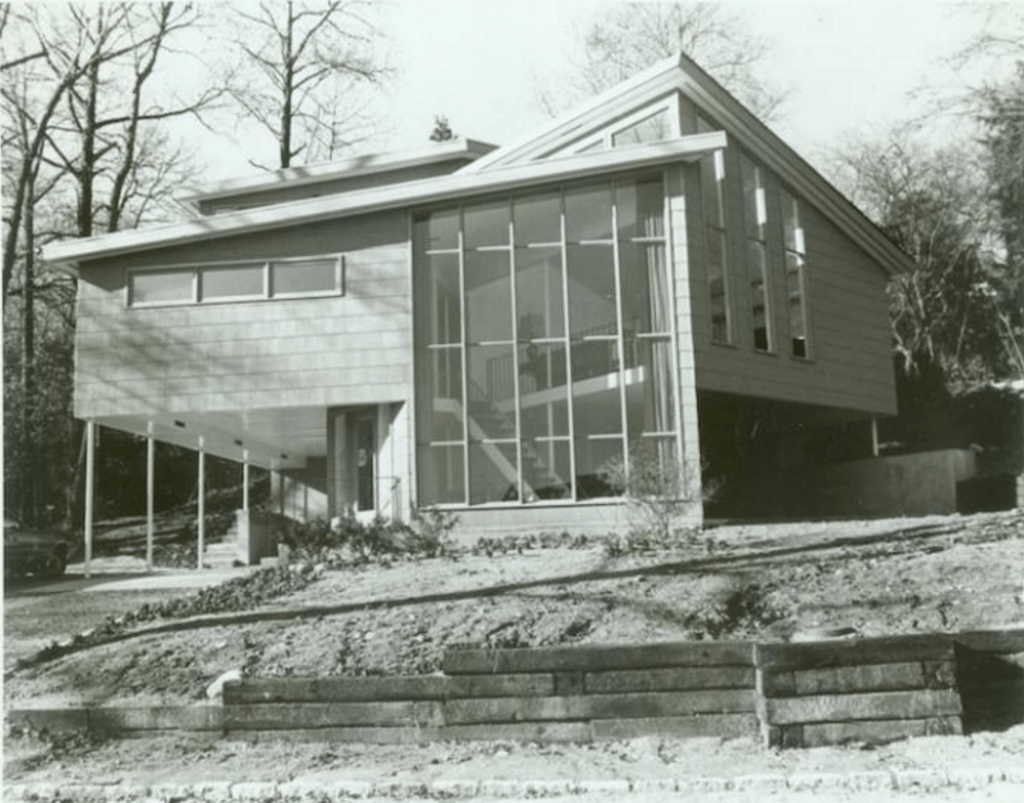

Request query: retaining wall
[{"left": 10, "top": 630, "right": 1024, "bottom": 749}]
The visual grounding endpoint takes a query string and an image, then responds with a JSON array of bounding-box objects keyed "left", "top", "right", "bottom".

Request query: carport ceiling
[{"left": 96, "top": 406, "right": 328, "bottom": 470}]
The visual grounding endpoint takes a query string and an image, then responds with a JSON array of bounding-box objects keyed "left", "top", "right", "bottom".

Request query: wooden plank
[
  {"left": 88, "top": 706, "right": 225, "bottom": 732},
  {"left": 222, "top": 701, "right": 444, "bottom": 730},
  {"left": 7, "top": 708, "right": 90, "bottom": 732},
  {"left": 756, "top": 635, "right": 953, "bottom": 671},
  {"left": 314, "top": 676, "right": 448, "bottom": 702},
  {"left": 585, "top": 666, "right": 754, "bottom": 694},
  {"left": 443, "top": 690, "right": 755, "bottom": 726},
  {"left": 439, "top": 722, "right": 593, "bottom": 744},
  {"left": 772, "top": 716, "right": 963, "bottom": 749},
  {"left": 954, "top": 629, "right": 1024, "bottom": 655},
  {"left": 592, "top": 713, "right": 758, "bottom": 741},
  {"left": 762, "top": 662, "right": 932, "bottom": 698},
  {"left": 224, "top": 678, "right": 317, "bottom": 705},
  {"left": 766, "top": 689, "right": 962, "bottom": 726},
  {"left": 446, "top": 673, "right": 556, "bottom": 699},
  {"left": 444, "top": 641, "right": 755, "bottom": 675},
  {"left": 555, "top": 672, "right": 585, "bottom": 696},
  {"left": 231, "top": 726, "right": 445, "bottom": 745}
]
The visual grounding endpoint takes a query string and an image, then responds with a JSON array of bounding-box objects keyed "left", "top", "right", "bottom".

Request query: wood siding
[
  {"left": 75, "top": 211, "right": 412, "bottom": 420},
  {"left": 684, "top": 144, "right": 896, "bottom": 416}
]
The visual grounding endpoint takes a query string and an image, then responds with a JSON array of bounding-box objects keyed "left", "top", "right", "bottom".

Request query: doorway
[{"left": 355, "top": 408, "right": 375, "bottom": 512}]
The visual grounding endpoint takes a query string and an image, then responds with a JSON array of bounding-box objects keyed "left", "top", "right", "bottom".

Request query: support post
[
  {"left": 197, "top": 436, "right": 205, "bottom": 570},
  {"left": 871, "top": 417, "right": 880, "bottom": 458},
  {"left": 242, "top": 449, "right": 250, "bottom": 511},
  {"left": 146, "top": 422, "right": 155, "bottom": 571},
  {"left": 84, "top": 420, "right": 95, "bottom": 579}
]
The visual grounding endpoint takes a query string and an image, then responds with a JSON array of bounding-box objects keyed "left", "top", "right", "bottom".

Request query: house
[{"left": 44, "top": 52, "right": 916, "bottom": 545}]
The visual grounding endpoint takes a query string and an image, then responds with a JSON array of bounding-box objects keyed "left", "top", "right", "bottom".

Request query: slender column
[
  {"left": 871, "top": 417, "right": 880, "bottom": 458},
  {"left": 197, "top": 436, "right": 205, "bottom": 570},
  {"left": 84, "top": 420, "right": 95, "bottom": 579},
  {"left": 146, "top": 422, "right": 155, "bottom": 571},
  {"left": 242, "top": 449, "right": 250, "bottom": 511}
]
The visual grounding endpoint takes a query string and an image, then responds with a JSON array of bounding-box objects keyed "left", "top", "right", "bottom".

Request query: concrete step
[{"left": 203, "top": 540, "right": 239, "bottom": 569}]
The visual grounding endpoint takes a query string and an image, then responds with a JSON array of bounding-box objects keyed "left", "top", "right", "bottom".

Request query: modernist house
[{"left": 45, "top": 52, "right": 914, "bottom": 539}]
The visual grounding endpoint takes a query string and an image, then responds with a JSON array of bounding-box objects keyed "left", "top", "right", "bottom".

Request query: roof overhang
[
  {"left": 177, "top": 138, "right": 499, "bottom": 209},
  {"left": 464, "top": 52, "right": 913, "bottom": 277},
  {"left": 44, "top": 132, "right": 727, "bottom": 270}
]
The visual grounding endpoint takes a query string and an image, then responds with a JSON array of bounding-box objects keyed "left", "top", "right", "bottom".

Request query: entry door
[{"left": 355, "top": 409, "right": 376, "bottom": 512}]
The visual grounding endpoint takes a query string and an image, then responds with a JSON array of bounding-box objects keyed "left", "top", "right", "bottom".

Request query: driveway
[{"left": 3, "top": 556, "right": 255, "bottom": 668}]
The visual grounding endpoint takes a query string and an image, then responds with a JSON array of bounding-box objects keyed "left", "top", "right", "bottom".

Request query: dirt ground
[{"left": 4, "top": 510, "right": 1024, "bottom": 794}]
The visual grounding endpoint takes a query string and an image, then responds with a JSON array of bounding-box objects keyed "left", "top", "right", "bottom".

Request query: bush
[
  {"left": 285, "top": 509, "right": 458, "bottom": 567},
  {"left": 600, "top": 443, "right": 717, "bottom": 545}
]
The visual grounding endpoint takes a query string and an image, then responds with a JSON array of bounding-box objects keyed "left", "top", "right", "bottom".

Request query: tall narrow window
[
  {"left": 742, "top": 155, "right": 772, "bottom": 352},
  {"left": 698, "top": 116, "right": 730, "bottom": 343},
  {"left": 781, "top": 189, "right": 810, "bottom": 358}
]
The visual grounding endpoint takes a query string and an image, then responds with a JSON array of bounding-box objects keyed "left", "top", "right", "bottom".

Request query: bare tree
[
  {"left": 537, "top": 2, "right": 787, "bottom": 122},
  {"left": 828, "top": 132, "right": 1022, "bottom": 387},
  {"left": 2, "top": 3, "right": 218, "bottom": 525},
  {"left": 222, "top": 0, "right": 392, "bottom": 169}
]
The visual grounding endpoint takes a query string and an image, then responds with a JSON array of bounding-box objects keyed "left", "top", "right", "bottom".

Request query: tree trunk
[{"left": 20, "top": 183, "right": 37, "bottom": 525}]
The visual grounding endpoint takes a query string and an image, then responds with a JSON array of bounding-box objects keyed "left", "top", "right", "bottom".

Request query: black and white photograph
[{"left": 2, "top": 1, "right": 1023, "bottom": 800}]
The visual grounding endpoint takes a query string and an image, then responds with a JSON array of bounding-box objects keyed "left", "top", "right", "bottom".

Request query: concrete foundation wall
[
  {"left": 446, "top": 499, "right": 702, "bottom": 542},
  {"left": 798, "top": 449, "right": 977, "bottom": 518}
]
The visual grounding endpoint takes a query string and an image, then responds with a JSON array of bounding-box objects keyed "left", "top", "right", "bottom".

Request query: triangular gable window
[{"left": 545, "top": 94, "right": 681, "bottom": 158}]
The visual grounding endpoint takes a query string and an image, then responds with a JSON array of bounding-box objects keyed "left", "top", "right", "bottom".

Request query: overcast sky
[{"left": 199, "top": 1, "right": 1019, "bottom": 181}]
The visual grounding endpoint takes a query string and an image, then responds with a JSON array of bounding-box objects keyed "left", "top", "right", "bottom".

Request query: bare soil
[
  {"left": 4, "top": 511, "right": 1024, "bottom": 795},
  {"left": 5, "top": 511, "right": 1024, "bottom": 709}
]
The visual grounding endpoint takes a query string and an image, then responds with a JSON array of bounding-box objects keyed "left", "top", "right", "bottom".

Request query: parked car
[{"left": 4, "top": 519, "right": 72, "bottom": 578}]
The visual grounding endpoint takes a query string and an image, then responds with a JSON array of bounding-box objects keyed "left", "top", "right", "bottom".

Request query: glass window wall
[{"left": 413, "top": 174, "right": 680, "bottom": 506}]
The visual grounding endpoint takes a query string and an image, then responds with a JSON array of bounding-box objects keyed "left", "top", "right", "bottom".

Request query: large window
[
  {"left": 564, "top": 99, "right": 679, "bottom": 155},
  {"left": 414, "top": 175, "right": 677, "bottom": 506},
  {"left": 127, "top": 255, "right": 343, "bottom": 307},
  {"left": 780, "top": 189, "right": 810, "bottom": 358},
  {"left": 697, "top": 115, "right": 731, "bottom": 343},
  {"left": 741, "top": 155, "right": 772, "bottom": 352}
]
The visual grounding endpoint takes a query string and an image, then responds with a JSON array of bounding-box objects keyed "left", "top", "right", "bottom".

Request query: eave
[
  {"left": 177, "top": 138, "right": 499, "bottom": 209},
  {"left": 466, "top": 52, "right": 913, "bottom": 277},
  {"left": 44, "top": 133, "right": 727, "bottom": 270}
]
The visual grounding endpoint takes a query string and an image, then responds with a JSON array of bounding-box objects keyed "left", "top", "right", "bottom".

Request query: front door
[{"left": 355, "top": 408, "right": 375, "bottom": 512}]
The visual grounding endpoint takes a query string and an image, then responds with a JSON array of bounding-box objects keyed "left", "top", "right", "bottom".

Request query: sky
[{"left": 196, "top": 1, "right": 1017, "bottom": 181}]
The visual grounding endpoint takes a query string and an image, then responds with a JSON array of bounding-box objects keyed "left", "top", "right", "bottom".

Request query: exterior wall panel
[
  {"left": 687, "top": 144, "right": 896, "bottom": 416},
  {"left": 75, "top": 212, "right": 412, "bottom": 420}
]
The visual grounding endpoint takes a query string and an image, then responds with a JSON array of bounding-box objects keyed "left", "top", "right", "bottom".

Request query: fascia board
[
  {"left": 178, "top": 139, "right": 499, "bottom": 206},
  {"left": 45, "top": 132, "right": 726, "bottom": 269},
  {"left": 462, "top": 53, "right": 686, "bottom": 173}
]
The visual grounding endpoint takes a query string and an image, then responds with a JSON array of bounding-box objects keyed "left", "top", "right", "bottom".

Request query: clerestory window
[
  {"left": 127, "top": 255, "right": 343, "bottom": 307},
  {"left": 780, "top": 189, "right": 811, "bottom": 358},
  {"left": 741, "top": 155, "right": 772, "bottom": 352}
]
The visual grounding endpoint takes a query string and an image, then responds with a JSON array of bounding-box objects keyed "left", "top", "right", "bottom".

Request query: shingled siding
[
  {"left": 74, "top": 212, "right": 412, "bottom": 419},
  {"left": 687, "top": 144, "right": 896, "bottom": 417}
]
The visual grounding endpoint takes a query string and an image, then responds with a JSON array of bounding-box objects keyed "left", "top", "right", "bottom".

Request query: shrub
[
  {"left": 408, "top": 505, "right": 459, "bottom": 557},
  {"left": 285, "top": 509, "right": 458, "bottom": 567},
  {"left": 600, "top": 443, "right": 719, "bottom": 546}
]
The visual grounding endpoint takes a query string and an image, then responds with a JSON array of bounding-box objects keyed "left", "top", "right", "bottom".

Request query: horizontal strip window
[{"left": 127, "top": 255, "right": 343, "bottom": 307}]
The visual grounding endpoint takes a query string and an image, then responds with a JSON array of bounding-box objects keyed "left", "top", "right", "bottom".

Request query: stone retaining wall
[{"left": 10, "top": 629, "right": 1024, "bottom": 749}]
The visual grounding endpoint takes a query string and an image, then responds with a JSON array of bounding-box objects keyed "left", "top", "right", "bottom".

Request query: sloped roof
[
  {"left": 44, "top": 134, "right": 725, "bottom": 269},
  {"left": 464, "top": 52, "right": 912, "bottom": 276},
  {"left": 43, "top": 51, "right": 910, "bottom": 277},
  {"left": 178, "top": 139, "right": 498, "bottom": 209}
]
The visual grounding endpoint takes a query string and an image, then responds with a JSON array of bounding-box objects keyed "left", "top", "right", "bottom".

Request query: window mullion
[
  {"left": 558, "top": 191, "right": 577, "bottom": 502},
  {"left": 457, "top": 222, "right": 470, "bottom": 506},
  {"left": 507, "top": 211, "right": 525, "bottom": 504},
  {"left": 611, "top": 181, "right": 629, "bottom": 480}
]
